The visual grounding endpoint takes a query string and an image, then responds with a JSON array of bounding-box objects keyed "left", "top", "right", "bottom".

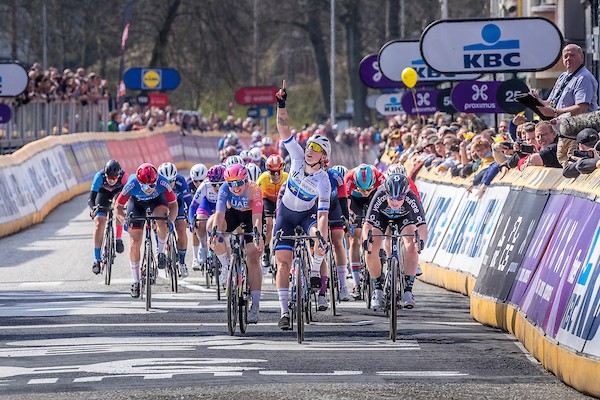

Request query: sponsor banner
[
  {"left": 235, "top": 86, "right": 279, "bottom": 105},
  {"left": 375, "top": 93, "right": 405, "bottom": 115},
  {"left": 510, "top": 194, "right": 568, "bottom": 306},
  {"left": 124, "top": 68, "right": 181, "bottom": 91},
  {"left": 105, "top": 139, "right": 144, "bottom": 176},
  {"left": 165, "top": 132, "right": 185, "bottom": 164},
  {"left": 0, "top": 168, "right": 22, "bottom": 224},
  {"left": 50, "top": 146, "right": 78, "bottom": 190},
  {"left": 378, "top": 40, "right": 481, "bottom": 82},
  {"left": 62, "top": 144, "right": 84, "bottom": 184},
  {"left": 71, "top": 141, "right": 101, "bottom": 182},
  {"left": 0, "top": 63, "right": 28, "bottom": 97},
  {"left": 143, "top": 134, "right": 172, "bottom": 167},
  {"left": 421, "top": 185, "right": 465, "bottom": 263},
  {"left": 183, "top": 135, "right": 201, "bottom": 163},
  {"left": 448, "top": 186, "right": 510, "bottom": 277},
  {"left": 359, "top": 54, "right": 404, "bottom": 88},
  {"left": 414, "top": 179, "right": 438, "bottom": 214},
  {"left": 89, "top": 141, "right": 111, "bottom": 179},
  {"left": 556, "top": 209, "right": 600, "bottom": 354},
  {"left": 21, "top": 148, "right": 71, "bottom": 211},
  {"left": 519, "top": 197, "right": 598, "bottom": 336},
  {"left": 474, "top": 189, "right": 549, "bottom": 301},
  {"left": 194, "top": 135, "right": 221, "bottom": 165},
  {"left": 420, "top": 18, "right": 563, "bottom": 74},
  {"left": 401, "top": 90, "right": 439, "bottom": 116},
  {"left": 451, "top": 81, "right": 503, "bottom": 114}
]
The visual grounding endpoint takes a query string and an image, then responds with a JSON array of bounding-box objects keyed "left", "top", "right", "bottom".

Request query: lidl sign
[
  {"left": 123, "top": 68, "right": 181, "bottom": 91},
  {"left": 420, "top": 18, "right": 563, "bottom": 73}
]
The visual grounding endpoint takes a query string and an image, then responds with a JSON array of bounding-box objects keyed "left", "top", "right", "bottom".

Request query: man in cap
[{"left": 562, "top": 128, "right": 600, "bottom": 178}]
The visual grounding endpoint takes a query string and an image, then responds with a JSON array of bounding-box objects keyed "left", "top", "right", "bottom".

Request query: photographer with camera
[{"left": 562, "top": 128, "right": 600, "bottom": 178}]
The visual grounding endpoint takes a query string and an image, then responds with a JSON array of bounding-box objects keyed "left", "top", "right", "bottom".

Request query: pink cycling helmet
[
  {"left": 206, "top": 165, "right": 225, "bottom": 183},
  {"left": 224, "top": 163, "right": 248, "bottom": 182}
]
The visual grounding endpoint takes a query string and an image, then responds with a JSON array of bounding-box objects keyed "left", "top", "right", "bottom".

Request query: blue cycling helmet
[
  {"left": 384, "top": 173, "right": 410, "bottom": 199},
  {"left": 354, "top": 164, "right": 376, "bottom": 190}
]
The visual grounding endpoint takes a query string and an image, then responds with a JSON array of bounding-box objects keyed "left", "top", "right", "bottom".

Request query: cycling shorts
[
  {"left": 263, "top": 198, "right": 277, "bottom": 218},
  {"left": 273, "top": 203, "right": 318, "bottom": 251},
  {"left": 328, "top": 199, "right": 345, "bottom": 230},
  {"left": 126, "top": 194, "right": 169, "bottom": 229},
  {"left": 94, "top": 190, "right": 120, "bottom": 217},
  {"left": 196, "top": 197, "right": 217, "bottom": 218},
  {"left": 225, "top": 208, "right": 254, "bottom": 234},
  {"left": 176, "top": 198, "right": 187, "bottom": 221},
  {"left": 366, "top": 200, "right": 426, "bottom": 234},
  {"left": 349, "top": 195, "right": 372, "bottom": 229}
]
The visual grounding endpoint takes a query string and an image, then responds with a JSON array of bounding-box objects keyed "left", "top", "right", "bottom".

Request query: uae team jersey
[
  {"left": 280, "top": 136, "right": 331, "bottom": 212},
  {"left": 216, "top": 181, "right": 263, "bottom": 214},
  {"left": 117, "top": 174, "right": 177, "bottom": 205}
]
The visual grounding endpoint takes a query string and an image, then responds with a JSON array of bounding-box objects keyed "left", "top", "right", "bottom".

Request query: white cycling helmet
[
  {"left": 249, "top": 147, "right": 263, "bottom": 162},
  {"left": 225, "top": 155, "right": 244, "bottom": 166},
  {"left": 331, "top": 165, "right": 348, "bottom": 177},
  {"left": 386, "top": 163, "right": 406, "bottom": 177},
  {"left": 245, "top": 163, "right": 262, "bottom": 182},
  {"left": 306, "top": 134, "right": 331, "bottom": 157},
  {"left": 190, "top": 163, "right": 208, "bottom": 181},
  {"left": 158, "top": 162, "right": 178, "bottom": 181},
  {"left": 262, "top": 136, "right": 273, "bottom": 145}
]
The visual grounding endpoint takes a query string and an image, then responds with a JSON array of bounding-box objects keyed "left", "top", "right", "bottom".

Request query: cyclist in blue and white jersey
[
  {"left": 273, "top": 80, "right": 331, "bottom": 330},
  {"left": 115, "top": 163, "right": 178, "bottom": 298},
  {"left": 187, "top": 163, "right": 208, "bottom": 271},
  {"left": 158, "top": 162, "right": 193, "bottom": 277},
  {"left": 189, "top": 165, "right": 225, "bottom": 268},
  {"left": 89, "top": 159, "right": 128, "bottom": 275}
]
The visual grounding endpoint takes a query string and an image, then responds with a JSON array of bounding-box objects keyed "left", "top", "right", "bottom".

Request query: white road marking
[
  {"left": 505, "top": 334, "right": 541, "bottom": 365},
  {"left": 20, "top": 282, "right": 63, "bottom": 287},
  {"left": 27, "top": 378, "right": 59, "bottom": 384},
  {"left": 259, "top": 370, "right": 362, "bottom": 376},
  {"left": 73, "top": 377, "right": 103, "bottom": 383},
  {"left": 377, "top": 371, "right": 468, "bottom": 377}
]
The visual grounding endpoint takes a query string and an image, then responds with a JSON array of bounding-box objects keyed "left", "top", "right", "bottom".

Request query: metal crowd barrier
[{"left": 0, "top": 99, "right": 109, "bottom": 154}]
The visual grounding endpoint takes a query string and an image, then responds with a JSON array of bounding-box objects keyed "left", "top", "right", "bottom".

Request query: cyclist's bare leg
[
  {"left": 93, "top": 215, "right": 107, "bottom": 250},
  {"left": 153, "top": 206, "right": 169, "bottom": 254},
  {"left": 265, "top": 216, "right": 274, "bottom": 249},
  {"left": 331, "top": 228, "right": 349, "bottom": 289},
  {"left": 128, "top": 228, "right": 143, "bottom": 283},
  {"left": 362, "top": 224, "right": 385, "bottom": 279},
  {"left": 111, "top": 198, "right": 124, "bottom": 241},
  {"left": 349, "top": 226, "right": 362, "bottom": 288},
  {"left": 195, "top": 217, "right": 208, "bottom": 261},
  {"left": 275, "top": 249, "right": 293, "bottom": 316},
  {"left": 175, "top": 219, "right": 188, "bottom": 267},
  {"left": 206, "top": 214, "right": 230, "bottom": 257}
]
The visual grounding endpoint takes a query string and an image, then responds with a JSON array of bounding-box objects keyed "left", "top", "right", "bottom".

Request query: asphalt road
[{"left": 0, "top": 194, "right": 590, "bottom": 399}]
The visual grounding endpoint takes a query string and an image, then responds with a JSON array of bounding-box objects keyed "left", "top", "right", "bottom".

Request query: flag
[
  {"left": 121, "top": 23, "right": 130, "bottom": 51},
  {"left": 117, "top": 80, "right": 126, "bottom": 101}
]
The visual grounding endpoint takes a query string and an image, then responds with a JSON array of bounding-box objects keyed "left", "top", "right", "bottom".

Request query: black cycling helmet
[
  {"left": 104, "top": 159, "right": 121, "bottom": 178},
  {"left": 384, "top": 173, "right": 410, "bottom": 199}
]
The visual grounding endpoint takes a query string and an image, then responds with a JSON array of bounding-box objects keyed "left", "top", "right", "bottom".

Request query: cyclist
[
  {"left": 273, "top": 80, "right": 331, "bottom": 330},
  {"left": 363, "top": 173, "right": 428, "bottom": 310},
  {"left": 345, "top": 163, "right": 386, "bottom": 299},
  {"left": 158, "top": 162, "right": 193, "bottom": 277},
  {"left": 240, "top": 150, "right": 253, "bottom": 165},
  {"left": 323, "top": 162, "right": 351, "bottom": 304},
  {"left": 189, "top": 165, "right": 225, "bottom": 268},
  {"left": 246, "top": 163, "right": 262, "bottom": 182},
  {"left": 89, "top": 159, "right": 128, "bottom": 274},
  {"left": 188, "top": 164, "right": 208, "bottom": 271},
  {"left": 225, "top": 155, "right": 244, "bottom": 167},
  {"left": 115, "top": 163, "right": 178, "bottom": 298},
  {"left": 207, "top": 164, "right": 264, "bottom": 323},
  {"left": 249, "top": 147, "right": 267, "bottom": 172},
  {"left": 256, "top": 154, "right": 289, "bottom": 273}
]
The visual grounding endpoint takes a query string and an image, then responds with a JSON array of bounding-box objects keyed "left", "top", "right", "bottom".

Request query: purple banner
[
  {"left": 0, "top": 104, "right": 11, "bottom": 123},
  {"left": 165, "top": 132, "right": 185, "bottom": 164},
  {"left": 401, "top": 90, "right": 440, "bottom": 115},
  {"left": 522, "top": 197, "right": 599, "bottom": 337},
  {"left": 359, "top": 54, "right": 404, "bottom": 89},
  {"left": 509, "top": 194, "right": 568, "bottom": 305},
  {"left": 70, "top": 141, "right": 106, "bottom": 182},
  {"left": 451, "top": 81, "right": 503, "bottom": 113}
]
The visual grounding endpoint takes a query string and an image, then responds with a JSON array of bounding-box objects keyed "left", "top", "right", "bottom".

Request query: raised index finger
[{"left": 282, "top": 79, "right": 286, "bottom": 90}]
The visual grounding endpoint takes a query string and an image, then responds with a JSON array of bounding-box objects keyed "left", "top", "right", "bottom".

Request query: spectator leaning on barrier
[
  {"left": 532, "top": 43, "right": 599, "bottom": 166},
  {"left": 562, "top": 128, "right": 600, "bottom": 178},
  {"left": 527, "top": 121, "right": 561, "bottom": 168}
]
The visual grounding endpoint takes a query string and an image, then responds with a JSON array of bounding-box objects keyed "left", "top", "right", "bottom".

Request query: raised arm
[{"left": 275, "top": 80, "right": 291, "bottom": 142}]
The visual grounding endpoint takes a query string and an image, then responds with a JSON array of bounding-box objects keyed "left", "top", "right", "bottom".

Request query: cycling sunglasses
[
  {"left": 141, "top": 183, "right": 156, "bottom": 190},
  {"left": 211, "top": 182, "right": 223, "bottom": 188},
  {"left": 105, "top": 175, "right": 119, "bottom": 180},
  {"left": 388, "top": 194, "right": 406, "bottom": 201},
  {"left": 306, "top": 142, "right": 323, "bottom": 153},
  {"left": 227, "top": 179, "right": 246, "bottom": 188},
  {"left": 268, "top": 169, "right": 281, "bottom": 175}
]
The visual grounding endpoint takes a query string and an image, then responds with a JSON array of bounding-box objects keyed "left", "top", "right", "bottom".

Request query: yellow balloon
[{"left": 401, "top": 67, "right": 418, "bottom": 89}]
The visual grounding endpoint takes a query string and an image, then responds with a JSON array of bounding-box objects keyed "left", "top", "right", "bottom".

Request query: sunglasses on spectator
[
  {"left": 141, "top": 183, "right": 156, "bottom": 190},
  {"left": 306, "top": 142, "right": 323, "bottom": 153},
  {"left": 227, "top": 180, "right": 246, "bottom": 188}
]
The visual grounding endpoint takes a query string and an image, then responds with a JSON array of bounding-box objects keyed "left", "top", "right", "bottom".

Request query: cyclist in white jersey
[{"left": 273, "top": 80, "right": 332, "bottom": 330}]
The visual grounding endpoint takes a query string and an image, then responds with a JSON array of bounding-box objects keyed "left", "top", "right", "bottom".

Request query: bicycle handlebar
[{"left": 363, "top": 229, "right": 422, "bottom": 254}]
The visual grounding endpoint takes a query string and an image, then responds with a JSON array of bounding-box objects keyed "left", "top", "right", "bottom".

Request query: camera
[
  {"left": 450, "top": 145, "right": 460, "bottom": 152},
  {"left": 520, "top": 144, "right": 536, "bottom": 154},
  {"left": 573, "top": 150, "right": 594, "bottom": 158}
]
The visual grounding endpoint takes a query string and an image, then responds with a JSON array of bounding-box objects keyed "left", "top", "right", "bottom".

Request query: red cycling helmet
[{"left": 136, "top": 163, "right": 158, "bottom": 185}]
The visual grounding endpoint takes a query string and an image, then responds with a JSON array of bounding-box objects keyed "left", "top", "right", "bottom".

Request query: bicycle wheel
[
  {"left": 364, "top": 268, "right": 372, "bottom": 309},
  {"left": 168, "top": 235, "right": 178, "bottom": 293},
  {"left": 205, "top": 252, "right": 211, "bottom": 289},
  {"left": 145, "top": 240, "right": 153, "bottom": 311},
  {"left": 103, "top": 220, "right": 114, "bottom": 286},
  {"left": 238, "top": 263, "right": 248, "bottom": 334},
  {"left": 227, "top": 262, "right": 238, "bottom": 336},
  {"left": 389, "top": 257, "right": 399, "bottom": 342},
  {"left": 328, "top": 247, "right": 337, "bottom": 316},
  {"left": 295, "top": 257, "right": 304, "bottom": 344}
]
